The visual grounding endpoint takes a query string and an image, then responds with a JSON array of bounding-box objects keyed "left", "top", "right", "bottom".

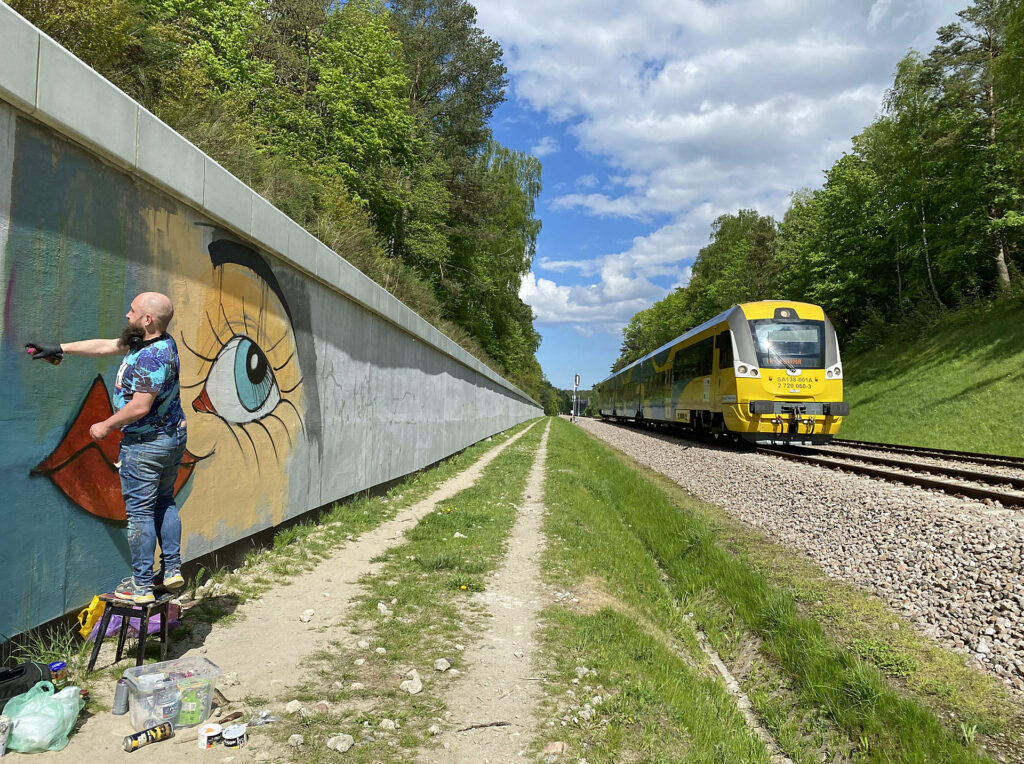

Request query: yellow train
[{"left": 595, "top": 301, "right": 848, "bottom": 445}]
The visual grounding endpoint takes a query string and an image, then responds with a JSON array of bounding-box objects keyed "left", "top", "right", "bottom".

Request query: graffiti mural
[
  {"left": 0, "top": 102, "right": 535, "bottom": 640},
  {"left": 30, "top": 238, "right": 309, "bottom": 527}
]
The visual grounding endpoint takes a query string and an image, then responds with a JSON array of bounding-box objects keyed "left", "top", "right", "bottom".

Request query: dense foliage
[
  {"left": 615, "top": 0, "right": 1024, "bottom": 371},
  {"left": 11, "top": 0, "right": 553, "bottom": 399}
]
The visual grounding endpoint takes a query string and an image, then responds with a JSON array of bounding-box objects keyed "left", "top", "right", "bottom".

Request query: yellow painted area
[
  {"left": 141, "top": 206, "right": 304, "bottom": 547},
  {"left": 738, "top": 300, "right": 826, "bottom": 321}
]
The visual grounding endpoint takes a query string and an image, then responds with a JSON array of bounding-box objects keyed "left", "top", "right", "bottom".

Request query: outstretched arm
[
  {"left": 61, "top": 339, "right": 125, "bottom": 357},
  {"left": 26, "top": 338, "right": 124, "bottom": 363}
]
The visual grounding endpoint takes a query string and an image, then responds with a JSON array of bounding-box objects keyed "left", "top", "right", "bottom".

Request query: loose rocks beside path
[{"left": 575, "top": 418, "right": 1024, "bottom": 693}]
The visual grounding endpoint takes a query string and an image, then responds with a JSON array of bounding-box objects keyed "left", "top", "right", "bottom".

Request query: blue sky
[{"left": 472, "top": 0, "right": 966, "bottom": 391}]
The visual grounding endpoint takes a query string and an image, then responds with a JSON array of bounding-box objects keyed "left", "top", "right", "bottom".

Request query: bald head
[
  {"left": 138, "top": 292, "right": 174, "bottom": 331},
  {"left": 127, "top": 292, "right": 174, "bottom": 338}
]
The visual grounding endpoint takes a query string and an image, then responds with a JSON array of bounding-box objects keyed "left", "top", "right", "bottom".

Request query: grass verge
[
  {"left": 264, "top": 419, "right": 546, "bottom": 762},
  {"left": 536, "top": 417, "right": 1009, "bottom": 763},
  {"left": 841, "top": 296, "right": 1024, "bottom": 456}
]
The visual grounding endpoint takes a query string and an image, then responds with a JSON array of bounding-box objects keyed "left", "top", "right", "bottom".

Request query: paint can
[
  {"left": 48, "top": 661, "right": 68, "bottom": 691},
  {"left": 0, "top": 714, "right": 11, "bottom": 758},
  {"left": 123, "top": 721, "right": 174, "bottom": 752},
  {"left": 221, "top": 724, "right": 246, "bottom": 749},
  {"left": 196, "top": 723, "right": 222, "bottom": 750},
  {"left": 112, "top": 678, "right": 130, "bottom": 715}
]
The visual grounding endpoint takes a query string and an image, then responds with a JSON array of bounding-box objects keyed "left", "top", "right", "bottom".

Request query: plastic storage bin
[{"left": 122, "top": 656, "right": 220, "bottom": 731}]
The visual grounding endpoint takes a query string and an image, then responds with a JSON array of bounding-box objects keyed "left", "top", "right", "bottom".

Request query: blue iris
[{"left": 233, "top": 338, "right": 273, "bottom": 412}]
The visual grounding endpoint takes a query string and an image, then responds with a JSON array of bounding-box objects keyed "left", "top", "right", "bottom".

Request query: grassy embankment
[
  {"left": 534, "top": 417, "right": 1019, "bottom": 763},
  {"left": 840, "top": 297, "right": 1024, "bottom": 456}
]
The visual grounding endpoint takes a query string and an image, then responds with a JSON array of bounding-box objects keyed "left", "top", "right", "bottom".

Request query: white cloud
[
  {"left": 531, "top": 136, "right": 559, "bottom": 157},
  {"left": 671, "top": 265, "right": 694, "bottom": 291},
  {"left": 526, "top": 214, "right": 716, "bottom": 325},
  {"left": 519, "top": 270, "right": 665, "bottom": 328},
  {"left": 477, "top": 0, "right": 964, "bottom": 333}
]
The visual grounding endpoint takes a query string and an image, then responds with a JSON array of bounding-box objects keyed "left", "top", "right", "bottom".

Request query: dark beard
[{"left": 120, "top": 323, "right": 145, "bottom": 351}]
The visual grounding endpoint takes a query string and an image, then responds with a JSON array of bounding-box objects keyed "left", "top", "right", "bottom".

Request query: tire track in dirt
[{"left": 429, "top": 419, "right": 551, "bottom": 763}]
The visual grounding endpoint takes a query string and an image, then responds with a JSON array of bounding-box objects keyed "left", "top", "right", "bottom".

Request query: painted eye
[{"left": 199, "top": 336, "right": 281, "bottom": 423}]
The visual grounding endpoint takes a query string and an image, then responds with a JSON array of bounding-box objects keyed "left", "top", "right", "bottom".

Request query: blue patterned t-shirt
[{"left": 114, "top": 334, "right": 186, "bottom": 436}]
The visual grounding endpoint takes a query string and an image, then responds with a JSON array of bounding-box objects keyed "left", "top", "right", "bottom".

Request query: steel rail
[
  {"left": 758, "top": 447, "right": 1024, "bottom": 508},
  {"left": 832, "top": 438, "right": 1024, "bottom": 469},
  {"left": 789, "top": 445, "right": 1024, "bottom": 491}
]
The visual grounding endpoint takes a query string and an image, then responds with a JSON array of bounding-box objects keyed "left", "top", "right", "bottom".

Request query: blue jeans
[{"left": 119, "top": 426, "right": 187, "bottom": 588}]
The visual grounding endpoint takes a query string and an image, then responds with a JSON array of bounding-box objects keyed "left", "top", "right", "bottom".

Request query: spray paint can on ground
[
  {"left": 122, "top": 722, "right": 174, "bottom": 752},
  {"left": 112, "top": 679, "right": 129, "bottom": 715}
]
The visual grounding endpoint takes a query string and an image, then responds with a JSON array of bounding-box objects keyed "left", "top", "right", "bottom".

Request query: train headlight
[
  {"left": 833, "top": 366, "right": 842, "bottom": 377},
  {"left": 826, "top": 370, "right": 833, "bottom": 378},
  {"left": 737, "top": 365, "right": 747, "bottom": 375}
]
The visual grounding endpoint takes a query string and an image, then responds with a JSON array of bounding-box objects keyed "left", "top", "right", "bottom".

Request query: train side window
[
  {"left": 717, "top": 332, "right": 733, "bottom": 368},
  {"left": 693, "top": 337, "right": 713, "bottom": 376}
]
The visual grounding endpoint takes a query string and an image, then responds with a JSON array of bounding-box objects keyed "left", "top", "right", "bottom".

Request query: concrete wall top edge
[
  {"left": 35, "top": 35, "right": 139, "bottom": 169},
  {"left": 137, "top": 108, "right": 205, "bottom": 208},
  {"left": 0, "top": 5, "right": 539, "bottom": 407},
  {"left": 203, "top": 156, "right": 253, "bottom": 237},
  {"left": 251, "top": 193, "right": 291, "bottom": 258},
  {"left": 0, "top": 3, "right": 39, "bottom": 113}
]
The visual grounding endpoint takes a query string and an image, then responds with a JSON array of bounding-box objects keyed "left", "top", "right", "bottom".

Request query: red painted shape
[
  {"left": 192, "top": 387, "right": 215, "bottom": 414},
  {"left": 33, "top": 375, "right": 201, "bottom": 522}
]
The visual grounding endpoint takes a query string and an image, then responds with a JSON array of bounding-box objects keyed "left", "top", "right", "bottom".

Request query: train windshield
[{"left": 748, "top": 319, "right": 825, "bottom": 369}]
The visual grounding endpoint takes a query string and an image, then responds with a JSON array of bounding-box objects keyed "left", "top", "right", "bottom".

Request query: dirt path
[
  {"left": 38, "top": 423, "right": 537, "bottom": 762},
  {"left": 428, "top": 419, "right": 551, "bottom": 764}
]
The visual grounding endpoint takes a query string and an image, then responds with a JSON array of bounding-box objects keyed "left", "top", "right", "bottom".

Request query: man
[{"left": 27, "top": 292, "right": 188, "bottom": 604}]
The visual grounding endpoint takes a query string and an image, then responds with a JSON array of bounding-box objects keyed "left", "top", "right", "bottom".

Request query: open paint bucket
[{"left": 197, "top": 722, "right": 222, "bottom": 749}]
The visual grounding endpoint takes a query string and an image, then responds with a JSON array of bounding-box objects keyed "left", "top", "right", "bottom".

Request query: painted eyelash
[
  {"left": 179, "top": 332, "right": 219, "bottom": 364},
  {"left": 183, "top": 308, "right": 296, "bottom": 378},
  {"left": 267, "top": 412, "right": 294, "bottom": 449},
  {"left": 208, "top": 308, "right": 295, "bottom": 376},
  {"left": 180, "top": 327, "right": 302, "bottom": 398},
  {"left": 273, "top": 350, "right": 294, "bottom": 372},
  {"left": 239, "top": 403, "right": 302, "bottom": 467},
  {"left": 276, "top": 398, "right": 305, "bottom": 435},
  {"left": 248, "top": 418, "right": 279, "bottom": 463}
]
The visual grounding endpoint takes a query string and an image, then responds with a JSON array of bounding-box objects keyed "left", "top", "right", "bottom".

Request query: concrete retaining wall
[{"left": 0, "top": 4, "right": 540, "bottom": 640}]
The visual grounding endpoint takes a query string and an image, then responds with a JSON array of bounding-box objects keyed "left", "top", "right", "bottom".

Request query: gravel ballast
[{"left": 575, "top": 417, "right": 1024, "bottom": 693}]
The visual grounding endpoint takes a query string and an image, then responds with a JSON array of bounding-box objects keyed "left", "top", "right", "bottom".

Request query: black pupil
[{"left": 246, "top": 344, "right": 268, "bottom": 385}]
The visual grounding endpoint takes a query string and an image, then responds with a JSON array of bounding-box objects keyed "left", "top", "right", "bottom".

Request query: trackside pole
[{"left": 572, "top": 374, "right": 580, "bottom": 422}]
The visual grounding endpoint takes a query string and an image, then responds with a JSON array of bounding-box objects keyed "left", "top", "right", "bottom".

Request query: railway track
[
  {"left": 832, "top": 438, "right": 1024, "bottom": 470},
  {"left": 759, "top": 442, "right": 1024, "bottom": 508},
  {"left": 598, "top": 418, "right": 1024, "bottom": 508}
]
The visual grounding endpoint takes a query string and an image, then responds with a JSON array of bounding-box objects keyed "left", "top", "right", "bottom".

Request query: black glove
[{"left": 25, "top": 342, "right": 64, "bottom": 365}]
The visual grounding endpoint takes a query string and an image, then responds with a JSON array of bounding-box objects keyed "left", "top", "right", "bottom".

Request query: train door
[{"left": 713, "top": 330, "right": 736, "bottom": 408}]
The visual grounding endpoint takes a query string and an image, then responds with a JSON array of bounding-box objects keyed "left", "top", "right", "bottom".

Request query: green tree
[
  {"left": 686, "top": 210, "right": 779, "bottom": 323},
  {"left": 387, "top": 0, "right": 507, "bottom": 157},
  {"left": 932, "top": 0, "right": 1016, "bottom": 291}
]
